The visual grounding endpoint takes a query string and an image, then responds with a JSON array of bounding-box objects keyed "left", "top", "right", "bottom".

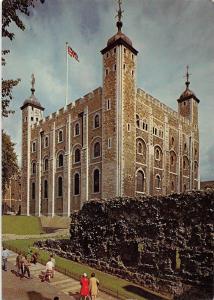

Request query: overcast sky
[{"left": 2, "top": 0, "right": 214, "bottom": 181}]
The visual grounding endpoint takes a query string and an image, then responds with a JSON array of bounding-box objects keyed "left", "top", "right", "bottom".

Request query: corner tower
[
  {"left": 177, "top": 66, "right": 200, "bottom": 191},
  {"left": 177, "top": 66, "right": 200, "bottom": 125},
  {"left": 20, "top": 74, "right": 44, "bottom": 215},
  {"left": 101, "top": 1, "right": 138, "bottom": 198}
]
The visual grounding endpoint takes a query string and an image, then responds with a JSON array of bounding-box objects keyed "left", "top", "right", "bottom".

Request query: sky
[{"left": 2, "top": 0, "right": 214, "bottom": 181}]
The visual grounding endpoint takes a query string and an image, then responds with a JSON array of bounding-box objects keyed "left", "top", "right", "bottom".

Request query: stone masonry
[
  {"left": 21, "top": 8, "right": 200, "bottom": 216},
  {"left": 36, "top": 190, "right": 214, "bottom": 299}
]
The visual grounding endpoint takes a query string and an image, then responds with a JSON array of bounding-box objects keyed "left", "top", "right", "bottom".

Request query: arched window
[
  {"left": 44, "top": 180, "right": 48, "bottom": 198},
  {"left": 44, "top": 136, "right": 49, "bottom": 148},
  {"left": 93, "top": 169, "right": 100, "bottom": 193},
  {"left": 58, "top": 153, "right": 64, "bottom": 167},
  {"left": 75, "top": 148, "right": 81, "bottom": 163},
  {"left": 171, "top": 155, "right": 174, "bottom": 166},
  {"left": 171, "top": 181, "right": 174, "bottom": 191},
  {"left": 75, "top": 123, "right": 80, "bottom": 136},
  {"left": 136, "top": 115, "right": 140, "bottom": 128},
  {"left": 94, "top": 114, "right": 100, "bottom": 128},
  {"left": 138, "top": 142, "right": 143, "bottom": 154},
  {"left": 183, "top": 157, "right": 188, "bottom": 170},
  {"left": 44, "top": 158, "right": 48, "bottom": 171},
  {"left": 32, "top": 162, "right": 36, "bottom": 174},
  {"left": 171, "top": 137, "right": 174, "bottom": 146},
  {"left": 58, "top": 177, "right": 63, "bottom": 197},
  {"left": 94, "top": 142, "right": 101, "bottom": 158},
  {"left": 32, "top": 182, "right": 35, "bottom": 199},
  {"left": 155, "top": 148, "right": 160, "bottom": 160},
  {"left": 136, "top": 170, "right": 145, "bottom": 192},
  {"left": 155, "top": 175, "right": 161, "bottom": 189},
  {"left": 74, "top": 173, "right": 80, "bottom": 195},
  {"left": 184, "top": 143, "right": 187, "bottom": 151},
  {"left": 58, "top": 130, "right": 63, "bottom": 143}
]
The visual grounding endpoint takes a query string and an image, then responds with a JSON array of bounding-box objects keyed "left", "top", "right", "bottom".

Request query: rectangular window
[
  {"left": 107, "top": 138, "right": 112, "bottom": 149},
  {"left": 44, "top": 136, "right": 49, "bottom": 148},
  {"left": 107, "top": 99, "right": 111, "bottom": 111},
  {"left": 127, "top": 123, "right": 131, "bottom": 132},
  {"left": 105, "top": 69, "right": 109, "bottom": 76},
  {"left": 32, "top": 142, "right": 36, "bottom": 153}
]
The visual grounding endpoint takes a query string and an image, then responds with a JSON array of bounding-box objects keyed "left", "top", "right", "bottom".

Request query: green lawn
[
  {"left": 2, "top": 216, "right": 44, "bottom": 235},
  {"left": 3, "top": 239, "right": 170, "bottom": 300}
]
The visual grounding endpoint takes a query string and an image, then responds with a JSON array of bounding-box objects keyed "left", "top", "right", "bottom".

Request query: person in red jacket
[{"left": 80, "top": 273, "right": 90, "bottom": 300}]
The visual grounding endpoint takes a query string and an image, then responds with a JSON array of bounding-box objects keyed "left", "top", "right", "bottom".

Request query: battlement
[{"left": 137, "top": 88, "right": 191, "bottom": 125}]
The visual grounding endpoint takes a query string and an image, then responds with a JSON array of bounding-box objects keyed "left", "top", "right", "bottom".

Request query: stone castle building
[{"left": 21, "top": 9, "right": 200, "bottom": 216}]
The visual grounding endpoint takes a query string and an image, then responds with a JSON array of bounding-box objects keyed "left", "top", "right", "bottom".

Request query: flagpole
[{"left": 66, "top": 42, "right": 68, "bottom": 106}]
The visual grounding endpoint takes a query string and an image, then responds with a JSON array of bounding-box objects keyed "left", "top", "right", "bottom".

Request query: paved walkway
[
  {"left": 2, "top": 229, "right": 69, "bottom": 241},
  {"left": 3, "top": 252, "right": 118, "bottom": 300}
]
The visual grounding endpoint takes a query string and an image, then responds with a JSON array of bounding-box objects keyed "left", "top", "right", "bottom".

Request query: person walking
[
  {"left": 16, "top": 252, "right": 23, "bottom": 276},
  {"left": 31, "top": 252, "right": 38, "bottom": 264},
  {"left": 89, "top": 272, "right": 99, "bottom": 300},
  {"left": 23, "top": 255, "right": 31, "bottom": 279},
  {"left": 41, "top": 257, "right": 53, "bottom": 282},
  {"left": 50, "top": 254, "right": 56, "bottom": 278},
  {"left": 80, "top": 273, "right": 90, "bottom": 300},
  {"left": 2, "top": 247, "right": 10, "bottom": 271}
]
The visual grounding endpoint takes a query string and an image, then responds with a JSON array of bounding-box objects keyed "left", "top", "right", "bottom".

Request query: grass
[
  {"left": 2, "top": 216, "right": 44, "bottom": 235},
  {"left": 3, "top": 239, "right": 170, "bottom": 300}
]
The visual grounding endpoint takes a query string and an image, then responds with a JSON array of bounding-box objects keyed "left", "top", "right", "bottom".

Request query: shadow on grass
[
  {"left": 27, "top": 291, "right": 52, "bottom": 300},
  {"left": 124, "top": 285, "right": 166, "bottom": 300}
]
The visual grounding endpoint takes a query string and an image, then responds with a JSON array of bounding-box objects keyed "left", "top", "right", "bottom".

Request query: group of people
[
  {"left": 3, "top": 246, "right": 100, "bottom": 300},
  {"left": 15, "top": 249, "right": 39, "bottom": 279},
  {"left": 80, "top": 272, "right": 99, "bottom": 300}
]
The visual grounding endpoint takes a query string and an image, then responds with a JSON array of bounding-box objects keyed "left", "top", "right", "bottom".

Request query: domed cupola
[
  {"left": 177, "top": 66, "right": 200, "bottom": 103},
  {"left": 21, "top": 74, "right": 44, "bottom": 111},
  {"left": 101, "top": 0, "right": 138, "bottom": 55}
]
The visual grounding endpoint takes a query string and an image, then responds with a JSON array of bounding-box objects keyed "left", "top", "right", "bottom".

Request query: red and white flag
[{"left": 68, "top": 46, "right": 79, "bottom": 62}]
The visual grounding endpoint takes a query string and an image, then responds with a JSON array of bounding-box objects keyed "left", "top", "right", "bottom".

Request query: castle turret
[
  {"left": 101, "top": 1, "right": 138, "bottom": 198},
  {"left": 20, "top": 74, "right": 44, "bottom": 215},
  {"left": 178, "top": 66, "right": 200, "bottom": 125},
  {"left": 177, "top": 67, "right": 200, "bottom": 191}
]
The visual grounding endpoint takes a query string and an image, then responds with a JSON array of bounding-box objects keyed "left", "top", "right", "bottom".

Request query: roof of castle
[
  {"left": 21, "top": 93, "right": 44, "bottom": 111},
  {"left": 177, "top": 85, "right": 200, "bottom": 103},
  {"left": 177, "top": 67, "right": 200, "bottom": 103}
]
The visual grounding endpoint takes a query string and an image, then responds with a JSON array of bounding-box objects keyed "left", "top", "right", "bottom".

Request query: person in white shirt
[
  {"left": 50, "top": 254, "right": 56, "bottom": 278},
  {"left": 2, "top": 247, "right": 10, "bottom": 271},
  {"left": 41, "top": 258, "right": 53, "bottom": 282}
]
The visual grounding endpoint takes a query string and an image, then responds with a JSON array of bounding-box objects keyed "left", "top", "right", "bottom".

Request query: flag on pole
[{"left": 68, "top": 45, "right": 79, "bottom": 62}]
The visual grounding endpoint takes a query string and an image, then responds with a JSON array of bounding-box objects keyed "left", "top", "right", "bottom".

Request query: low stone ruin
[{"left": 36, "top": 190, "right": 214, "bottom": 299}]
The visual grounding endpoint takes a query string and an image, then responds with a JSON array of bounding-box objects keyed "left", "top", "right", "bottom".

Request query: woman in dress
[
  {"left": 80, "top": 273, "right": 90, "bottom": 300},
  {"left": 89, "top": 272, "right": 99, "bottom": 300}
]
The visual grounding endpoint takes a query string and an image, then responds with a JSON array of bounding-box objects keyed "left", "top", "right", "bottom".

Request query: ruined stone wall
[{"left": 37, "top": 190, "right": 213, "bottom": 298}]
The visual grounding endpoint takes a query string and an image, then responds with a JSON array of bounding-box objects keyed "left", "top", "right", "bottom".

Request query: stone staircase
[{"left": 8, "top": 252, "right": 119, "bottom": 300}]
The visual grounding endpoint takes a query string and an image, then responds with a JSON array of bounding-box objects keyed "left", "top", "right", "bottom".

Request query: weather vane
[
  {"left": 115, "top": 0, "right": 124, "bottom": 32},
  {"left": 31, "top": 73, "right": 35, "bottom": 94},
  {"left": 184, "top": 65, "right": 191, "bottom": 89}
]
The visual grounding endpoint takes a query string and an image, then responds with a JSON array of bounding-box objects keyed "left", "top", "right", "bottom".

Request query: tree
[
  {"left": 2, "top": 131, "right": 19, "bottom": 196},
  {"left": 2, "top": 0, "right": 45, "bottom": 117}
]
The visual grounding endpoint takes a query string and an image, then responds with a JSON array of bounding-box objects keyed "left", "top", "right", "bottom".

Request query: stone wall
[{"left": 36, "top": 190, "right": 214, "bottom": 298}]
